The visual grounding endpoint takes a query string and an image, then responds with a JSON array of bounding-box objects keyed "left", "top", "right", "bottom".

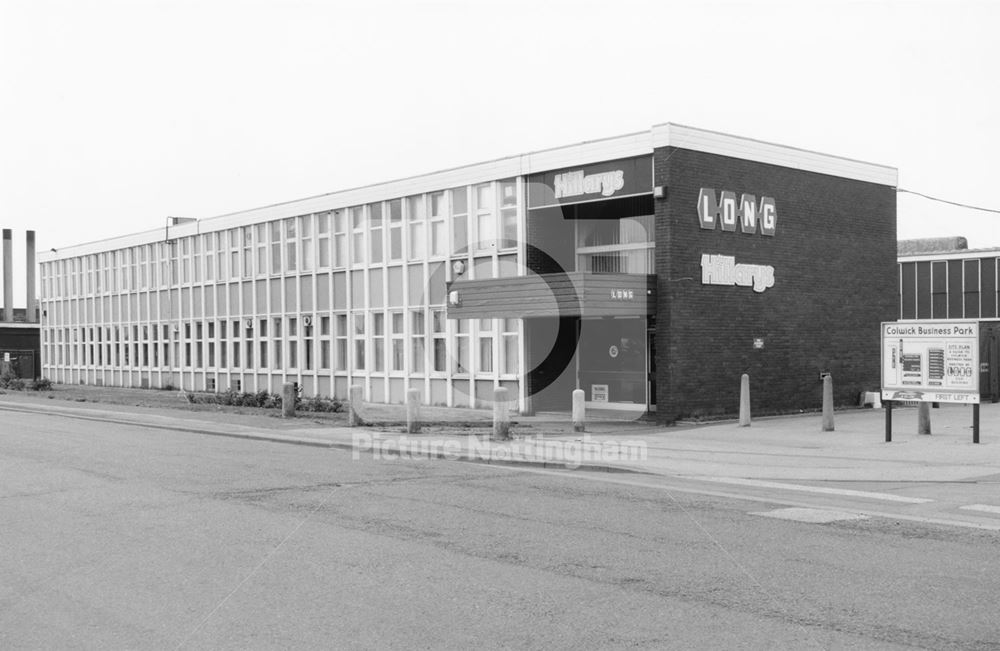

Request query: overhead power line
[{"left": 896, "top": 188, "right": 1000, "bottom": 215}]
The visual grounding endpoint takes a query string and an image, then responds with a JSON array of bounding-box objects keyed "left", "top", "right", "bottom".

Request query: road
[{"left": 2, "top": 409, "right": 999, "bottom": 650}]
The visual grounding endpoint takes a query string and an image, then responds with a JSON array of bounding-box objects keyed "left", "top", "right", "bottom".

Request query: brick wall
[{"left": 654, "top": 147, "right": 897, "bottom": 422}]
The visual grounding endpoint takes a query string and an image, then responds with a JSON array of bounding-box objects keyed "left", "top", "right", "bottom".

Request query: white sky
[{"left": 1, "top": 0, "right": 998, "bottom": 305}]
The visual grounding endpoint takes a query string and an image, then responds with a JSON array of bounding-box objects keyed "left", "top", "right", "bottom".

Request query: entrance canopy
[{"left": 446, "top": 272, "right": 655, "bottom": 319}]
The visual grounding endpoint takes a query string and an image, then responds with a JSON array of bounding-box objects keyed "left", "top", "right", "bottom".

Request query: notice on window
[{"left": 881, "top": 321, "right": 979, "bottom": 403}]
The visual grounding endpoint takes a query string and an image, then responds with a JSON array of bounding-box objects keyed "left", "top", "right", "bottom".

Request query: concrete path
[{"left": 2, "top": 394, "right": 998, "bottom": 483}]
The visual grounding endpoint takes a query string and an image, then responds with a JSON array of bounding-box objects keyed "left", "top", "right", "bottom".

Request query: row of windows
[
  {"left": 899, "top": 257, "right": 1000, "bottom": 320},
  {"left": 44, "top": 315, "right": 520, "bottom": 376},
  {"left": 41, "top": 180, "right": 520, "bottom": 300}
]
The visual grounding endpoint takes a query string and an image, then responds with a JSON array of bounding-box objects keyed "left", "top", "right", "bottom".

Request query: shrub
[
  {"left": 0, "top": 368, "right": 18, "bottom": 389},
  {"left": 6, "top": 378, "right": 26, "bottom": 391},
  {"left": 30, "top": 377, "right": 53, "bottom": 391}
]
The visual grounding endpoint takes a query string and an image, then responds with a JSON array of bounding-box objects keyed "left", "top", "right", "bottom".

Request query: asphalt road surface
[{"left": 2, "top": 410, "right": 999, "bottom": 650}]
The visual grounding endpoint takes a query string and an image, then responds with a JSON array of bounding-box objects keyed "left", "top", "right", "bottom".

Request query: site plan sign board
[{"left": 881, "top": 321, "right": 979, "bottom": 404}]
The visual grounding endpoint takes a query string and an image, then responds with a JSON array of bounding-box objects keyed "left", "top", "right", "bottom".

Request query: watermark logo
[{"left": 352, "top": 433, "right": 647, "bottom": 470}]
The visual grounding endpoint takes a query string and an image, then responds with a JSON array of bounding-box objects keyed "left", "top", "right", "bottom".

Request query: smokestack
[
  {"left": 26, "top": 230, "right": 36, "bottom": 323},
  {"left": 2, "top": 229, "right": 12, "bottom": 323}
]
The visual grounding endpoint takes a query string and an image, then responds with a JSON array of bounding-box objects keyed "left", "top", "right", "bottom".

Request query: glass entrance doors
[{"left": 578, "top": 317, "right": 649, "bottom": 409}]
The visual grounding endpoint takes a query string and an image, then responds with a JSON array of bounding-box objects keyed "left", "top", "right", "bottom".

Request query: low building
[
  {"left": 897, "top": 237, "right": 1000, "bottom": 400},
  {"left": 1, "top": 229, "right": 40, "bottom": 379},
  {"left": 37, "top": 124, "right": 898, "bottom": 422}
]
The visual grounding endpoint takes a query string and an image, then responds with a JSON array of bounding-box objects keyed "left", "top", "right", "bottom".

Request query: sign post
[{"left": 881, "top": 321, "right": 981, "bottom": 443}]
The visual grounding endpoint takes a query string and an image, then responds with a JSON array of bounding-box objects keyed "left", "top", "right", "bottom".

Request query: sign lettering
[
  {"left": 554, "top": 169, "right": 625, "bottom": 200},
  {"left": 698, "top": 188, "right": 776, "bottom": 236},
  {"left": 701, "top": 254, "right": 775, "bottom": 293}
]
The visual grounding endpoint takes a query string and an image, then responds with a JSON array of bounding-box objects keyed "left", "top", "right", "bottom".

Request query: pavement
[{"left": 2, "top": 392, "right": 998, "bottom": 484}]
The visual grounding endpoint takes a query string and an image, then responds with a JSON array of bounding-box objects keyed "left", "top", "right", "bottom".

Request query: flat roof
[{"left": 40, "top": 123, "right": 898, "bottom": 262}]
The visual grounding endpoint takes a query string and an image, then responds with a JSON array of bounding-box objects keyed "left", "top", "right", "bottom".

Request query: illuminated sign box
[{"left": 881, "top": 321, "right": 979, "bottom": 404}]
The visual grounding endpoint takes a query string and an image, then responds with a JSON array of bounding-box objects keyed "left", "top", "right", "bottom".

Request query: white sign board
[
  {"left": 591, "top": 384, "right": 609, "bottom": 403},
  {"left": 881, "top": 321, "right": 979, "bottom": 403}
]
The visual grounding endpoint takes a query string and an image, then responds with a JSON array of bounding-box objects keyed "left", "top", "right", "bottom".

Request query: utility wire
[{"left": 897, "top": 188, "right": 1000, "bottom": 215}]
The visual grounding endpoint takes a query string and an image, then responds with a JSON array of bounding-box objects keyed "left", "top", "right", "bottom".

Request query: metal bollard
[
  {"left": 281, "top": 382, "right": 296, "bottom": 418},
  {"left": 493, "top": 387, "right": 510, "bottom": 441},
  {"left": 738, "top": 374, "right": 751, "bottom": 427},
  {"left": 406, "top": 388, "right": 421, "bottom": 434},
  {"left": 918, "top": 402, "right": 931, "bottom": 435},
  {"left": 821, "top": 374, "right": 835, "bottom": 432},
  {"left": 572, "top": 389, "right": 585, "bottom": 432},
  {"left": 348, "top": 385, "right": 364, "bottom": 427}
]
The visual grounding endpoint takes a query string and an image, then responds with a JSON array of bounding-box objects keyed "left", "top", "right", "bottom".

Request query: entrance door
[{"left": 578, "top": 317, "right": 647, "bottom": 409}]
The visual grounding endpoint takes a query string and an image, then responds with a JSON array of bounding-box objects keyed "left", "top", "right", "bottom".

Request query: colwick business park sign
[{"left": 881, "top": 321, "right": 979, "bottom": 404}]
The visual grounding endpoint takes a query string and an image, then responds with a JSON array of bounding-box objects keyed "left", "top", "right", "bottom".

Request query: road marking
[
  {"left": 959, "top": 504, "right": 1000, "bottom": 515},
  {"left": 691, "top": 476, "right": 933, "bottom": 504},
  {"left": 751, "top": 507, "right": 869, "bottom": 524}
]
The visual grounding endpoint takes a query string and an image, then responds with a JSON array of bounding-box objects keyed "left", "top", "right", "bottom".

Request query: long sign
[
  {"left": 697, "top": 188, "right": 777, "bottom": 236},
  {"left": 881, "top": 321, "right": 979, "bottom": 403}
]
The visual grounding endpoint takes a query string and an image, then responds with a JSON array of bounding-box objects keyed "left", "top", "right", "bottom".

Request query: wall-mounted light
[
  {"left": 452, "top": 260, "right": 466, "bottom": 276},
  {"left": 448, "top": 290, "right": 461, "bottom": 306},
  {"left": 653, "top": 186, "right": 666, "bottom": 199}
]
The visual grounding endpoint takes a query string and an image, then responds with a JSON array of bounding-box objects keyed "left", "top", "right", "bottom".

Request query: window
[
  {"left": 478, "top": 318, "right": 494, "bottom": 373},
  {"left": 369, "top": 202, "right": 384, "bottom": 264},
  {"left": 301, "top": 214, "right": 314, "bottom": 271},
  {"left": 335, "top": 314, "right": 348, "bottom": 371},
  {"left": 499, "top": 178, "right": 518, "bottom": 248},
  {"left": 372, "top": 312, "right": 385, "bottom": 372},
  {"left": 407, "top": 195, "right": 425, "bottom": 260},
  {"left": 284, "top": 219, "right": 297, "bottom": 272},
  {"left": 351, "top": 206, "right": 366, "bottom": 265},
  {"left": 256, "top": 224, "right": 267, "bottom": 276},
  {"left": 304, "top": 318, "right": 314, "bottom": 370},
  {"left": 352, "top": 312, "right": 366, "bottom": 370},
  {"left": 411, "top": 309, "right": 425, "bottom": 373},
  {"left": 208, "top": 321, "right": 216, "bottom": 367},
  {"left": 242, "top": 226, "right": 253, "bottom": 277},
  {"left": 220, "top": 320, "right": 227, "bottom": 367},
  {"left": 502, "top": 318, "right": 518, "bottom": 374},
  {"left": 229, "top": 229, "right": 239, "bottom": 279},
  {"left": 231, "top": 319, "right": 241, "bottom": 368},
  {"left": 318, "top": 212, "right": 331, "bottom": 268},
  {"left": 453, "top": 319, "right": 469, "bottom": 373},
  {"left": 181, "top": 239, "right": 191, "bottom": 283},
  {"left": 213, "top": 233, "right": 223, "bottom": 281},
  {"left": 576, "top": 215, "right": 656, "bottom": 274},
  {"left": 451, "top": 187, "right": 469, "bottom": 254},
  {"left": 388, "top": 199, "right": 403, "bottom": 261},
  {"left": 192, "top": 237, "right": 201, "bottom": 282},
  {"left": 272, "top": 317, "right": 283, "bottom": 369},
  {"left": 288, "top": 317, "right": 298, "bottom": 368},
  {"left": 475, "top": 183, "right": 495, "bottom": 251},
  {"left": 259, "top": 319, "right": 268, "bottom": 368},
  {"left": 431, "top": 309, "right": 447, "bottom": 372},
  {"left": 270, "top": 221, "right": 282, "bottom": 274},
  {"left": 245, "top": 322, "right": 254, "bottom": 369},
  {"left": 391, "top": 311, "right": 405, "bottom": 372},
  {"left": 333, "top": 210, "right": 347, "bottom": 268},
  {"left": 319, "top": 315, "right": 331, "bottom": 369},
  {"left": 429, "top": 192, "right": 446, "bottom": 257}
]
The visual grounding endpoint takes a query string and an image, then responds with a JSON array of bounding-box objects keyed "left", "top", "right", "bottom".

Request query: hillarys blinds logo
[{"left": 554, "top": 169, "right": 625, "bottom": 200}]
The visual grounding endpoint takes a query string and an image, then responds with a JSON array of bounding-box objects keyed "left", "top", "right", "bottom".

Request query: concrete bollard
[
  {"left": 406, "top": 388, "right": 421, "bottom": 434},
  {"left": 738, "top": 374, "right": 751, "bottom": 427},
  {"left": 493, "top": 387, "right": 511, "bottom": 441},
  {"left": 281, "top": 382, "right": 296, "bottom": 418},
  {"left": 348, "top": 384, "right": 364, "bottom": 427},
  {"left": 821, "top": 374, "right": 835, "bottom": 432},
  {"left": 572, "top": 389, "right": 585, "bottom": 433},
  {"left": 918, "top": 402, "right": 931, "bottom": 435}
]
